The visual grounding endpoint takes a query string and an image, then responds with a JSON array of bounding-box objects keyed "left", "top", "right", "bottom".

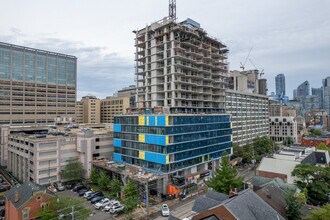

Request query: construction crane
[
  {"left": 249, "top": 58, "right": 265, "bottom": 79},
  {"left": 240, "top": 46, "right": 253, "bottom": 71},
  {"left": 169, "top": 0, "right": 176, "bottom": 20}
]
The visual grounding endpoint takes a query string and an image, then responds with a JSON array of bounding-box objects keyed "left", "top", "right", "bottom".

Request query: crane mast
[{"left": 169, "top": 0, "right": 176, "bottom": 20}]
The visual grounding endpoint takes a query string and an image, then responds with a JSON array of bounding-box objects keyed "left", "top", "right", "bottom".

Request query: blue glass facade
[
  {"left": 114, "top": 114, "right": 232, "bottom": 173},
  {"left": 0, "top": 43, "right": 76, "bottom": 85}
]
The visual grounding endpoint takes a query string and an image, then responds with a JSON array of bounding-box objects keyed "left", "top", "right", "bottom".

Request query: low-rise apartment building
[
  {"left": 6, "top": 124, "right": 113, "bottom": 185},
  {"left": 269, "top": 116, "right": 298, "bottom": 143}
]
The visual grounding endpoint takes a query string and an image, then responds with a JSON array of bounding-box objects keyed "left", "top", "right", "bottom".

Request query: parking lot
[{"left": 58, "top": 189, "right": 116, "bottom": 220}]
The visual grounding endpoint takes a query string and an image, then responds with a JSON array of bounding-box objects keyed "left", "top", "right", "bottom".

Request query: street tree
[
  {"left": 253, "top": 136, "right": 277, "bottom": 161},
  {"left": 292, "top": 164, "right": 330, "bottom": 205},
  {"left": 89, "top": 168, "right": 99, "bottom": 184},
  {"left": 97, "top": 170, "right": 110, "bottom": 190},
  {"left": 109, "top": 178, "right": 122, "bottom": 198},
  {"left": 206, "top": 153, "right": 243, "bottom": 194},
  {"left": 283, "top": 137, "right": 293, "bottom": 146},
  {"left": 233, "top": 144, "right": 254, "bottom": 164},
  {"left": 306, "top": 204, "right": 330, "bottom": 220},
  {"left": 122, "top": 179, "right": 139, "bottom": 216},
  {"left": 60, "top": 159, "right": 85, "bottom": 183}
]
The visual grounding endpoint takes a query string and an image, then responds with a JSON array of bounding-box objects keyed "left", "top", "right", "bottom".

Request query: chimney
[
  {"left": 229, "top": 188, "right": 238, "bottom": 198},
  {"left": 14, "top": 191, "right": 19, "bottom": 203}
]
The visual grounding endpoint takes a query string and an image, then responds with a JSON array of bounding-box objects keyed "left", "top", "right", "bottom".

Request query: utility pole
[
  {"left": 48, "top": 160, "right": 51, "bottom": 186},
  {"left": 146, "top": 181, "right": 149, "bottom": 220},
  {"left": 72, "top": 206, "right": 74, "bottom": 220}
]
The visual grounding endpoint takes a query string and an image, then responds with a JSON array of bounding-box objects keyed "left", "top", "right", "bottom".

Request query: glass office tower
[
  {"left": 113, "top": 114, "right": 232, "bottom": 174},
  {"left": 0, "top": 42, "right": 77, "bottom": 125}
]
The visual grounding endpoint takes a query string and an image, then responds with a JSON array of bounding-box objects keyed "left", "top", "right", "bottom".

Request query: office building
[
  {"left": 227, "top": 70, "right": 267, "bottom": 95},
  {"left": 304, "top": 95, "right": 320, "bottom": 112},
  {"left": 225, "top": 90, "right": 268, "bottom": 146},
  {"left": 6, "top": 123, "right": 113, "bottom": 184},
  {"left": 0, "top": 42, "right": 77, "bottom": 125},
  {"left": 269, "top": 116, "right": 298, "bottom": 143},
  {"left": 275, "top": 73, "right": 285, "bottom": 96},
  {"left": 134, "top": 17, "right": 228, "bottom": 113},
  {"left": 100, "top": 96, "right": 130, "bottom": 123},
  {"left": 117, "top": 85, "right": 137, "bottom": 107},
  {"left": 293, "top": 89, "right": 297, "bottom": 99},
  {"left": 113, "top": 114, "right": 232, "bottom": 179},
  {"left": 75, "top": 96, "right": 101, "bottom": 124},
  {"left": 311, "top": 87, "right": 323, "bottom": 109},
  {"left": 296, "top": 81, "right": 310, "bottom": 98},
  {"left": 322, "top": 77, "right": 330, "bottom": 114}
]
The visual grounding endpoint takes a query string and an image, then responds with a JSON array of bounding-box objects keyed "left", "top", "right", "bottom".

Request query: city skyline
[{"left": 0, "top": 0, "right": 329, "bottom": 99}]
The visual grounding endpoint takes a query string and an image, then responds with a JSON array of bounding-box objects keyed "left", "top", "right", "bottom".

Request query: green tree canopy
[
  {"left": 97, "top": 170, "right": 110, "bottom": 190},
  {"left": 285, "top": 191, "right": 307, "bottom": 220},
  {"left": 109, "top": 178, "right": 122, "bottom": 198},
  {"left": 253, "top": 136, "right": 277, "bottom": 161},
  {"left": 36, "top": 196, "right": 90, "bottom": 220},
  {"left": 89, "top": 167, "right": 99, "bottom": 184},
  {"left": 206, "top": 153, "right": 243, "bottom": 194},
  {"left": 310, "top": 129, "right": 322, "bottom": 137},
  {"left": 122, "top": 179, "right": 139, "bottom": 215},
  {"left": 233, "top": 144, "right": 254, "bottom": 163},
  {"left": 292, "top": 164, "right": 330, "bottom": 204},
  {"left": 60, "top": 159, "right": 85, "bottom": 183},
  {"left": 317, "top": 142, "right": 330, "bottom": 154},
  {"left": 306, "top": 204, "right": 330, "bottom": 220},
  {"left": 283, "top": 137, "right": 294, "bottom": 146}
]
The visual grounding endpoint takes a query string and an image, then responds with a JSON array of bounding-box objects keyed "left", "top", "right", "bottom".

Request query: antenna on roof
[{"left": 169, "top": 0, "right": 176, "bottom": 20}]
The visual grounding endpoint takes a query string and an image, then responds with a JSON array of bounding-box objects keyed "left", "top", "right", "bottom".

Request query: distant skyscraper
[
  {"left": 297, "top": 81, "right": 310, "bottom": 98},
  {"left": 322, "top": 77, "right": 330, "bottom": 114},
  {"left": 312, "top": 87, "right": 323, "bottom": 109},
  {"left": 275, "top": 73, "right": 285, "bottom": 96},
  {"left": 293, "top": 89, "right": 297, "bottom": 99}
]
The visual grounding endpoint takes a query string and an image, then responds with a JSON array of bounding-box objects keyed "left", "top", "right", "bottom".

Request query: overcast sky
[{"left": 1, "top": 0, "right": 329, "bottom": 99}]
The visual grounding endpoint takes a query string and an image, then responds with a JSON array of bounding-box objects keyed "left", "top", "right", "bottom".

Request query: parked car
[
  {"left": 91, "top": 196, "right": 104, "bottom": 204},
  {"left": 104, "top": 201, "right": 120, "bottom": 212},
  {"left": 83, "top": 191, "right": 93, "bottom": 198},
  {"left": 94, "top": 198, "right": 111, "bottom": 209},
  {"left": 109, "top": 204, "right": 124, "bottom": 214},
  {"left": 73, "top": 185, "right": 87, "bottom": 193},
  {"left": 0, "top": 200, "right": 4, "bottom": 206},
  {"left": 54, "top": 182, "right": 65, "bottom": 191},
  {"left": 86, "top": 191, "right": 103, "bottom": 201},
  {"left": 65, "top": 182, "right": 75, "bottom": 190},
  {"left": 161, "top": 204, "right": 170, "bottom": 217},
  {"left": 78, "top": 188, "right": 89, "bottom": 197}
]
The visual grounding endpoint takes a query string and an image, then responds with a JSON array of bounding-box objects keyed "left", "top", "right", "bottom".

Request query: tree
[
  {"left": 233, "top": 144, "right": 254, "bottom": 164},
  {"left": 253, "top": 136, "right": 278, "bottom": 161},
  {"left": 317, "top": 142, "right": 330, "bottom": 154},
  {"left": 109, "top": 178, "right": 122, "bottom": 198},
  {"left": 122, "top": 179, "right": 139, "bottom": 215},
  {"left": 306, "top": 204, "right": 330, "bottom": 220},
  {"left": 310, "top": 129, "right": 322, "bottom": 137},
  {"left": 206, "top": 153, "right": 243, "bottom": 194},
  {"left": 283, "top": 137, "right": 293, "bottom": 146},
  {"left": 285, "top": 191, "right": 306, "bottom": 220},
  {"left": 97, "top": 170, "right": 110, "bottom": 190},
  {"left": 292, "top": 164, "right": 330, "bottom": 205},
  {"left": 60, "top": 159, "right": 85, "bottom": 183},
  {"left": 89, "top": 168, "right": 99, "bottom": 184}
]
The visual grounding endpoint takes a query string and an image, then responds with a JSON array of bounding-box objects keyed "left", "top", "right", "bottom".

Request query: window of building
[{"left": 22, "top": 208, "right": 29, "bottom": 220}]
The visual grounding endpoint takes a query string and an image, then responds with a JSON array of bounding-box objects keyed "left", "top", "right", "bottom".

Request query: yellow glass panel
[
  {"left": 138, "top": 134, "right": 145, "bottom": 142},
  {"left": 139, "top": 151, "right": 145, "bottom": 160},
  {"left": 138, "top": 116, "right": 145, "bottom": 125},
  {"left": 166, "top": 136, "right": 169, "bottom": 145},
  {"left": 165, "top": 116, "right": 169, "bottom": 126},
  {"left": 166, "top": 155, "right": 169, "bottom": 164}
]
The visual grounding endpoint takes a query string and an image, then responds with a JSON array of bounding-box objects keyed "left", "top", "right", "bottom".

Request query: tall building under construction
[{"left": 134, "top": 17, "right": 229, "bottom": 113}]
